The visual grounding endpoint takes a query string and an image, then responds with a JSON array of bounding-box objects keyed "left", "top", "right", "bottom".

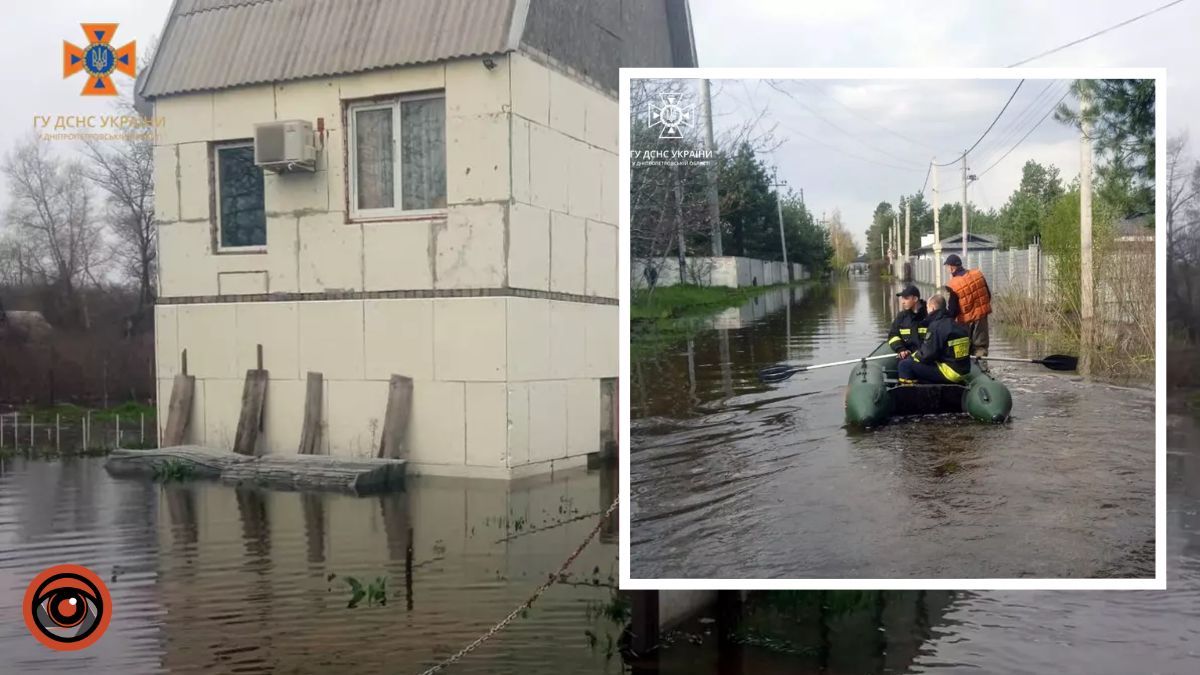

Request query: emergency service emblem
[{"left": 63, "top": 23, "right": 136, "bottom": 96}]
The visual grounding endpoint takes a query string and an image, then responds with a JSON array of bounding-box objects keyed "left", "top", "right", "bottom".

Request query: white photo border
[{"left": 618, "top": 66, "right": 1167, "bottom": 591}]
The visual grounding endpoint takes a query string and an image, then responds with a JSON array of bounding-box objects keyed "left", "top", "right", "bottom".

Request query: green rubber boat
[{"left": 844, "top": 341, "right": 1012, "bottom": 427}]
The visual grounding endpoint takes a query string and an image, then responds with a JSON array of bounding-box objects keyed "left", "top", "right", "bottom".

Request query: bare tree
[
  {"left": 82, "top": 116, "right": 156, "bottom": 331},
  {"left": 3, "top": 136, "right": 106, "bottom": 329},
  {"left": 629, "top": 78, "right": 780, "bottom": 294}
]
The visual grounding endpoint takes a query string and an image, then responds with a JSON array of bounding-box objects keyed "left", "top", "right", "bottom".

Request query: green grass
[
  {"left": 631, "top": 283, "right": 811, "bottom": 363},
  {"left": 11, "top": 401, "right": 156, "bottom": 424},
  {"left": 152, "top": 459, "right": 195, "bottom": 483},
  {"left": 631, "top": 282, "right": 806, "bottom": 321}
]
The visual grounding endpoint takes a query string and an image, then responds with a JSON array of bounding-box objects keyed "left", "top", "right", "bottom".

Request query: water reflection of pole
[
  {"left": 718, "top": 328, "right": 734, "bottom": 398},
  {"left": 379, "top": 494, "right": 413, "bottom": 610},
  {"left": 301, "top": 493, "right": 325, "bottom": 564},
  {"left": 686, "top": 336, "right": 697, "bottom": 408},
  {"left": 785, "top": 287, "right": 792, "bottom": 362}
]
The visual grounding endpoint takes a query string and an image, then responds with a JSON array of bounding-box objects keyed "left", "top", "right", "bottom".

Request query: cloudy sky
[
  {"left": 696, "top": 76, "right": 1082, "bottom": 246},
  {"left": 1, "top": 0, "right": 1195, "bottom": 250}
]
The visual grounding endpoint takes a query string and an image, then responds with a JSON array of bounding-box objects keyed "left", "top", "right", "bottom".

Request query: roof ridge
[{"left": 178, "top": 0, "right": 282, "bottom": 18}]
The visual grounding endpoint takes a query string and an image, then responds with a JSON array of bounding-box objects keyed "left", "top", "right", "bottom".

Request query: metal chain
[{"left": 417, "top": 496, "right": 620, "bottom": 675}]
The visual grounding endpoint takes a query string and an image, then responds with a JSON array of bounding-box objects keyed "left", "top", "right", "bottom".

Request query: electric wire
[
  {"left": 933, "top": 79, "right": 1025, "bottom": 166},
  {"left": 1008, "top": 0, "right": 1188, "bottom": 66}
]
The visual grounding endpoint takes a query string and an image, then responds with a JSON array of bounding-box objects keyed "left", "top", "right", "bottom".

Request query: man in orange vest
[{"left": 943, "top": 254, "right": 991, "bottom": 357}]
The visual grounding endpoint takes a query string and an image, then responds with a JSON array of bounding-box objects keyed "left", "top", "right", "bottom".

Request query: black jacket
[
  {"left": 914, "top": 308, "right": 971, "bottom": 376},
  {"left": 887, "top": 300, "right": 928, "bottom": 353}
]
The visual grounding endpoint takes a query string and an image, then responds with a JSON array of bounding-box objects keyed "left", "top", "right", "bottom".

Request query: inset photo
[{"left": 619, "top": 69, "right": 1164, "bottom": 588}]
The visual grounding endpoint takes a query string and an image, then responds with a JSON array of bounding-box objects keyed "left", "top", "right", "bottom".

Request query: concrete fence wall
[
  {"left": 632, "top": 257, "right": 808, "bottom": 290},
  {"left": 912, "top": 245, "right": 1043, "bottom": 298}
]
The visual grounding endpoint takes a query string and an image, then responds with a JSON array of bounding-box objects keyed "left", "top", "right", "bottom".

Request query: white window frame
[
  {"left": 347, "top": 92, "right": 446, "bottom": 221},
  {"left": 214, "top": 140, "right": 267, "bottom": 253}
]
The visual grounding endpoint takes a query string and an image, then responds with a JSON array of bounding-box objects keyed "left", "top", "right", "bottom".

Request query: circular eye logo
[{"left": 22, "top": 565, "right": 112, "bottom": 651}]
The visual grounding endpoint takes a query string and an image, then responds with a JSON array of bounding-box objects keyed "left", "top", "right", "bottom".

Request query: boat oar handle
[
  {"left": 980, "top": 354, "right": 1078, "bottom": 371},
  {"left": 759, "top": 353, "right": 897, "bottom": 383}
]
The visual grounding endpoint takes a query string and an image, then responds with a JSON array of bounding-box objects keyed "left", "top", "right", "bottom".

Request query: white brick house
[{"left": 139, "top": 0, "right": 696, "bottom": 477}]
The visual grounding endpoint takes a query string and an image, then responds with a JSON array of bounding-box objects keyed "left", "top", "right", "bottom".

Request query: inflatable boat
[{"left": 844, "top": 341, "right": 1012, "bottom": 427}]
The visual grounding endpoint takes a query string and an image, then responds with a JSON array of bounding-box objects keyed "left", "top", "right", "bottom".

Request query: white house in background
[{"left": 138, "top": 0, "right": 697, "bottom": 478}]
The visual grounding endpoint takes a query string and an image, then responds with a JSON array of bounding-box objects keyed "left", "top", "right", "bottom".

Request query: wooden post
[
  {"left": 233, "top": 368, "right": 269, "bottom": 456},
  {"left": 298, "top": 372, "right": 324, "bottom": 455},
  {"left": 627, "top": 591, "right": 660, "bottom": 657},
  {"left": 116, "top": 414, "right": 121, "bottom": 448},
  {"left": 140, "top": 413, "right": 145, "bottom": 445},
  {"left": 377, "top": 375, "right": 414, "bottom": 459},
  {"left": 162, "top": 374, "right": 195, "bottom": 447}
]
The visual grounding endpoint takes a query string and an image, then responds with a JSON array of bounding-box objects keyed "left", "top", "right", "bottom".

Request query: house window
[
  {"left": 215, "top": 142, "right": 266, "bottom": 249},
  {"left": 349, "top": 93, "right": 446, "bottom": 218}
]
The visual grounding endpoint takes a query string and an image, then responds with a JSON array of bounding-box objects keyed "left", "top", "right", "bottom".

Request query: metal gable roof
[{"left": 138, "top": 0, "right": 518, "bottom": 98}]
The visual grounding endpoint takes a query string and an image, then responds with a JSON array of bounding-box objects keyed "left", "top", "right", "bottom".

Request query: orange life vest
[{"left": 945, "top": 268, "right": 991, "bottom": 324}]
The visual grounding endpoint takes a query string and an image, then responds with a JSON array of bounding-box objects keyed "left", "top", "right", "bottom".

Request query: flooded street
[
  {"left": 648, "top": 404, "right": 1198, "bottom": 674},
  {"left": 630, "top": 280, "right": 1155, "bottom": 578},
  {"left": 0, "top": 458, "right": 622, "bottom": 673}
]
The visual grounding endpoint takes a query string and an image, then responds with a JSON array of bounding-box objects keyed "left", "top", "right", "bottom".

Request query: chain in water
[{"left": 417, "top": 497, "right": 621, "bottom": 675}]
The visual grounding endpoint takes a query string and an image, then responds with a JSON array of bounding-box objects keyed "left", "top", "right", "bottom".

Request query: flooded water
[
  {"left": 0, "top": 457, "right": 622, "bottom": 673},
  {"left": 630, "top": 280, "right": 1155, "bottom": 578},
  {"left": 647, "top": 402, "right": 1198, "bottom": 674}
]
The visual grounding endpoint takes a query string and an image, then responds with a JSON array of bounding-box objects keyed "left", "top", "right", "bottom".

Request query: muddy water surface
[
  {"left": 630, "top": 280, "right": 1155, "bottom": 578},
  {"left": 0, "top": 458, "right": 622, "bottom": 673}
]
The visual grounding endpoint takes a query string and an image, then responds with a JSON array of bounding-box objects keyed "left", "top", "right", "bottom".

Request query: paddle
[
  {"left": 978, "top": 354, "right": 1078, "bottom": 371},
  {"left": 758, "top": 354, "right": 897, "bottom": 383}
]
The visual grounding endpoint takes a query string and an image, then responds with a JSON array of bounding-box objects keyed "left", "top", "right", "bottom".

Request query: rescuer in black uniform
[
  {"left": 887, "top": 285, "right": 927, "bottom": 360},
  {"left": 898, "top": 295, "right": 972, "bottom": 385}
]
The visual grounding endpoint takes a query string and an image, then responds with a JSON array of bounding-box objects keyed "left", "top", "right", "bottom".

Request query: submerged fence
[
  {"left": 911, "top": 240, "right": 1154, "bottom": 330},
  {"left": 912, "top": 244, "right": 1044, "bottom": 298},
  {"left": 0, "top": 410, "right": 157, "bottom": 453}
]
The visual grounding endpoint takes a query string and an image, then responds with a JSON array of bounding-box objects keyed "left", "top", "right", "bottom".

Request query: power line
[
  {"left": 1009, "top": 0, "right": 1189, "bottom": 67},
  {"left": 768, "top": 80, "right": 928, "bottom": 170},
  {"left": 974, "top": 89, "right": 1073, "bottom": 180},
  {"left": 933, "top": 79, "right": 1025, "bottom": 166},
  {"left": 776, "top": 118, "right": 929, "bottom": 173},
  {"left": 793, "top": 80, "right": 940, "bottom": 154},
  {"left": 970, "top": 79, "right": 1062, "bottom": 161}
]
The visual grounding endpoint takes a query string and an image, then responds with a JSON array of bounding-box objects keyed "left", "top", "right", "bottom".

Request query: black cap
[
  {"left": 943, "top": 254, "right": 962, "bottom": 266},
  {"left": 896, "top": 285, "right": 920, "bottom": 298}
]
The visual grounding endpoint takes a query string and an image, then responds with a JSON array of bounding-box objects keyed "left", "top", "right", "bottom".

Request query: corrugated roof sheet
[{"left": 139, "top": 0, "right": 517, "bottom": 98}]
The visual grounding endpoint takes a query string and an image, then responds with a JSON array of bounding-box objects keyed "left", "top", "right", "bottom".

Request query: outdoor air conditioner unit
[{"left": 254, "top": 119, "right": 316, "bottom": 172}]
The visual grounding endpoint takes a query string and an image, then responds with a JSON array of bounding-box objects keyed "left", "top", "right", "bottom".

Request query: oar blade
[
  {"left": 1038, "top": 354, "right": 1078, "bottom": 371},
  {"left": 759, "top": 365, "right": 801, "bottom": 382}
]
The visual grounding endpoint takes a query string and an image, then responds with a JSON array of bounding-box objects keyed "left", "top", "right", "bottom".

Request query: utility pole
[
  {"left": 673, "top": 166, "right": 687, "bottom": 283},
  {"left": 1080, "top": 86, "right": 1095, "bottom": 360},
  {"left": 772, "top": 167, "right": 789, "bottom": 279},
  {"left": 700, "top": 79, "right": 722, "bottom": 256},
  {"left": 904, "top": 199, "right": 911, "bottom": 281},
  {"left": 893, "top": 214, "right": 900, "bottom": 278},
  {"left": 932, "top": 159, "right": 942, "bottom": 290},
  {"left": 961, "top": 150, "right": 969, "bottom": 260}
]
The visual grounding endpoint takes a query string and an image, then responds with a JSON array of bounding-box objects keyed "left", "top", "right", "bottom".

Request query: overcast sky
[
  {"left": 1, "top": 0, "right": 1195, "bottom": 251},
  {"left": 697, "top": 77, "right": 1082, "bottom": 246}
]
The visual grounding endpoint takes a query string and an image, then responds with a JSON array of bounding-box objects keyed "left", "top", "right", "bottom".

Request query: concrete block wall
[
  {"left": 631, "top": 256, "right": 808, "bottom": 289},
  {"left": 153, "top": 54, "right": 617, "bottom": 477}
]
